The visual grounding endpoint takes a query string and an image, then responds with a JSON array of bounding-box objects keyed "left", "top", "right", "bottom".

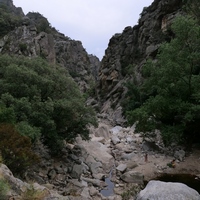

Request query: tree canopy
[
  {"left": 124, "top": 16, "right": 200, "bottom": 145},
  {"left": 0, "top": 55, "right": 97, "bottom": 154}
]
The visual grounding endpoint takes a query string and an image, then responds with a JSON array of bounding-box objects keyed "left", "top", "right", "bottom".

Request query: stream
[{"left": 100, "top": 167, "right": 115, "bottom": 197}]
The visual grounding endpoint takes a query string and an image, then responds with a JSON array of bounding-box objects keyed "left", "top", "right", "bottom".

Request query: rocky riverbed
[{"left": 2, "top": 118, "right": 200, "bottom": 200}]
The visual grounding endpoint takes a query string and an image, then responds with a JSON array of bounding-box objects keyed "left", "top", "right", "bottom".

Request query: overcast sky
[{"left": 13, "top": 0, "right": 153, "bottom": 60}]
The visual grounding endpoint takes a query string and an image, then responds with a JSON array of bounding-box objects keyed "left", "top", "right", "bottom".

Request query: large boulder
[
  {"left": 136, "top": 180, "right": 200, "bottom": 200},
  {"left": 0, "top": 164, "right": 69, "bottom": 199},
  {"left": 121, "top": 171, "right": 144, "bottom": 184},
  {"left": 94, "top": 124, "right": 111, "bottom": 140},
  {"left": 75, "top": 137, "right": 114, "bottom": 171}
]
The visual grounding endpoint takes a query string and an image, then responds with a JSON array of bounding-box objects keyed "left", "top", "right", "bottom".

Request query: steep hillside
[
  {"left": 0, "top": 0, "right": 100, "bottom": 93},
  {"left": 98, "top": 0, "right": 184, "bottom": 125}
]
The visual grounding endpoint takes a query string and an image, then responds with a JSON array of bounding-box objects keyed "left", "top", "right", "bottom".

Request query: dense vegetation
[
  {"left": 124, "top": 15, "right": 200, "bottom": 145},
  {"left": 0, "top": 1, "right": 97, "bottom": 177},
  {"left": 0, "top": 55, "right": 97, "bottom": 175},
  {"left": 0, "top": 3, "right": 22, "bottom": 38}
]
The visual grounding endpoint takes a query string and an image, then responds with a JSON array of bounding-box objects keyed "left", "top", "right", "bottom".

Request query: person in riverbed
[
  {"left": 145, "top": 153, "right": 148, "bottom": 162},
  {"left": 167, "top": 159, "right": 176, "bottom": 168}
]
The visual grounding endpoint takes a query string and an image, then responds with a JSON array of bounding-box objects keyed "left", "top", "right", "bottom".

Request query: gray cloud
[{"left": 13, "top": 0, "right": 153, "bottom": 59}]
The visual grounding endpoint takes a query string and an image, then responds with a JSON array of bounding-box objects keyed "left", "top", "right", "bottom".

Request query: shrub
[
  {"left": 0, "top": 124, "right": 39, "bottom": 177},
  {"left": 121, "top": 185, "right": 143, "bottom": 200},
  {"left": 0, "top": 55, "right": 97, "bottom": 154},
  {"left": 16, "top": 121, "right": 41, "bottom": 142},
  {"left": 0, "top": 105, "right": 16, "bottom": 124},
  {"left": 0, "top": 178, "right": 9, "bottom": 200},
  {"left": 20, "top": 184, "right": 49, "bottom": 200},
  {"left": 19, "top": 43, "right": 27, "bottom": 53}
]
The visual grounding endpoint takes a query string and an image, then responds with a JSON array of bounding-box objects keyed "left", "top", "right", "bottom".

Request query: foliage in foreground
[
  {"left": 0, "top": 178, "right": 9, "bottom": 200},
  {"left": 0, "top": 124, "right": 39, "bottom": 176},
  {"left": 124, "top": 16, "right": 200, "bottom": 145},
  {"left": 0, "top": 55, "right": 97, "bottom": 155},
  {"left": 20, "top": 184, "right": 49, "bottom": 200},
  {"left": 121, "top": 185, "right": 144, "bottom": 200}
]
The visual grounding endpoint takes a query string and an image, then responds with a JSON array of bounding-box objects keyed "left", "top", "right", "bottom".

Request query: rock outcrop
[
  {"left": 0, "top": 2, "right": 100, "bottom": 93},
  {"left": 0, "top": 0, "right": 24, "bottom": 16},
  {"left": 1, "top": 122, "right": 200, "bottom": 199},
  {"left": 0, "top": 163, "right": 69, "bottom": 200},
  {"left": 136, "top": 180, "right": 200, "bottom": 200},
  {"left": 97, "top": 0, "right": 184, "bottom": 125}
]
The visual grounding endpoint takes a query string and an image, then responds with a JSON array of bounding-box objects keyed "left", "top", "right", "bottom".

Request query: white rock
[
  {"left": 110, "top": 126, "right": 123, "bottom": 135},
  {"left": 111, "top": 135, "right": 120, "bottom": 145},
  {"left": 116, "top": 164, "right": 127, "bottom": 173},
  {"left": 136, "top": 180, "right": 200, "bottom": 200}
]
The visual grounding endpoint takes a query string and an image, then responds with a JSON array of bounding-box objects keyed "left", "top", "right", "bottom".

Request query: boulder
[
  {"left": 116, "top": 164, "right": 127, "bottom": 173},
  {"left": 111, "top": 135, "right": 121, "bottom": 145},
  {"left": 71, "top": 164, "right": 83, "bottom": 179},
  {"left": 121, "top": 171, "right": 144, "bottom": 184},
  {"left": 141, "top": 141, "right": 160, "bottom": 152},
  {"left": 174, "top": 150, "right": 185, "bottom": 161},
  {"left": 126, "top": 160, "right": 138, "bottom": 169},
  {"left": 89, "top": 186, "right": 99, "bottom": 196},
  {"left": 110, "top": 126, "right": 123, "bottom": 135},
  {"left": 0, "top": 164, "right": 69, "bottom": 199},
  {"left": 136, "top": 180, "right": 200, "bottom": 200},
  {"left": 121, "top": 152, "right": 136, "bottom": 160},
  {"left": 81, "top": 177, "right": 102, "bottom": 187},
  {"left": 95, "top": 124, "right": 111, "bottom": 140},
  {"left": 0, "top": 164, "right": 29, "bottom": 195},
  {"left": 76, "top": 139, "right": 114, "bottom": 171}
]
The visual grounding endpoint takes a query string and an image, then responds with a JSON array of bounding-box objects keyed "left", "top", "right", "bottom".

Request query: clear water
[{"left": 100, "top": 169, "right": 115, "bottom": 197}]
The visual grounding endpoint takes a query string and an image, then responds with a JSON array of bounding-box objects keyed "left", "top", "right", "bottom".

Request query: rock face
[
  {"left": 0, "top": 2, "right": 100, "bottom": 93},
  {"left": 136, "top": 180, "right": 200, "bottom": 200},
  {"left": 0, "top": 0, "right": 24, "bottom": 16},
  {"left": 121, "top": 171, "right": 144, "bottom": 184},
  {"left": 0, "top": 164, "right": 69, "bottom": 200},
  {"left": 97, "top": 0, "right": 184, "bottom": 125}
]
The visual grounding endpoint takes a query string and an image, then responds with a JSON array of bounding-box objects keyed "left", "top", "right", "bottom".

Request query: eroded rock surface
[
  {"left": 136, "top": 180, "right": 200, "bottom": 200},
  {"left": 97, "top": 0, "right": 184, "bottom": 126}
]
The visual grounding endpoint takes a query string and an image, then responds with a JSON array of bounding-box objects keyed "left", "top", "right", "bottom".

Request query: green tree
[
  {"left": 0, "top": 55, "right": 97, "bottom": 154},
  {"left": 0, "top": 105, "right": 15, "bottom": 124},
  {"left": 126, "top": 16, "right": 200, "bottom": 145},
  {"left": 183, "top": 0, "right": 200, "bottom": 23}
]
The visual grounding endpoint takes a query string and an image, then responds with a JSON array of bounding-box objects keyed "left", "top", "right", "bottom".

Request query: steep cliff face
[
  {"left": 0, "top": 0, "right": 24, "bottom": 16},
  {"left": 0, "top": 1, "right": 100, "bottom": 92},
  {"left": 98, "top": 0, "right": 183, "bottom": 125}
]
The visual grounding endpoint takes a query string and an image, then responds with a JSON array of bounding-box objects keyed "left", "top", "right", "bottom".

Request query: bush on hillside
[
  {"left": 0, "top": 178, "right": 9, "bottom": 200},
  {"left": 0, "top": 55, "right": 97, "bottom": 154},
  {"left": 0, "top": 124, "right": 39, "bottom": 177}
]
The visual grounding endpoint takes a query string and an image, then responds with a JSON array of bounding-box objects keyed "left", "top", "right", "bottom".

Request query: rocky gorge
[
  {"left": 1, "top": 116, "right": 200, "bottom": 199},
  {"left": 0, "top": 0, "right": 200, "bottom": 199}
]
